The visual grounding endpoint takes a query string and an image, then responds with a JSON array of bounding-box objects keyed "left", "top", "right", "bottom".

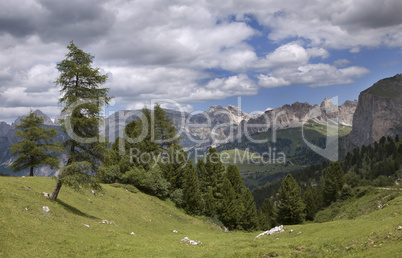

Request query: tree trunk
[
  {"left": 51, "top": 179, "right": 63, "bottom": 201},
  {"left": 30, "top": 166, "right": 34, "bottom": 177}
]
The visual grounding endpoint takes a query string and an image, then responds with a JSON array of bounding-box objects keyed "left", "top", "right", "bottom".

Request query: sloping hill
[
  {"left": 215, "top": 122, "right": 352, "bottom": 189},
  {"left": 0, "top": 177, "right": 401, "bottom": 257}
]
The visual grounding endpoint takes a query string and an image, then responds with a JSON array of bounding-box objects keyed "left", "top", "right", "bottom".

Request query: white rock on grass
[
  {"left": 172, "top": 230, "right": 178, "bottom": 233},
  {"left": 255, "top": 225, "right": 285, "bottom": 240},
  {"left": 180, "top": 237, "right": 202, "bottom": 246},
  {"left": 131, "top": 232, "right": 137, "bottom": 236},
  {"left": 83, "top": 224, "right": 90, "bottom": 228},
  {"left": 99, "top": 220, "right": 115, "bottom": 225},
  {"left": 42, "top": 206, "right": 50, "bottom": 213}
]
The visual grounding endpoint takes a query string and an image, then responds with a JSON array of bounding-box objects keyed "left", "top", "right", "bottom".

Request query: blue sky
[{"left": 1, "top": 0, "right": 402, "bottom": 122}]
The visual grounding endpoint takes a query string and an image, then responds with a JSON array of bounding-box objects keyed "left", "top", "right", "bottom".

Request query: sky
[{"left": 1, "top": 0, "right": 402, "bottom": 123}]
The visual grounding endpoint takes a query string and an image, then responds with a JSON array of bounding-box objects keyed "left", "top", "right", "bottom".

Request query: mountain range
[{"left": 1, "top": 73, "right": 402, "bottom": 177}]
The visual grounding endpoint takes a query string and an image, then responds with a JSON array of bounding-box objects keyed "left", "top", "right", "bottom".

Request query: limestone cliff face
[{"left": 349, "top": 74, "right": 402, "bottom": 147}]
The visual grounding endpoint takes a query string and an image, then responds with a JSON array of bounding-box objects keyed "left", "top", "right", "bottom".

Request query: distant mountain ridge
[{"left": 0, "top": 98, "right": 357, "bottom": 176}]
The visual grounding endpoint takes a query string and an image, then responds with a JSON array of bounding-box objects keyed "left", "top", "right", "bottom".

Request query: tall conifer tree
[{"left": 51, "top": 41, "right": 112, "bottom": 201}]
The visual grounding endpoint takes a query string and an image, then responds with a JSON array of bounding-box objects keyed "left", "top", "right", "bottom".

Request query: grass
[{"left": 1, "top": 177, "right": 401, "bottom": 257}]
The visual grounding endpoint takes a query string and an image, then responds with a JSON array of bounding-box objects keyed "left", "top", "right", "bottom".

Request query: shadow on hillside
[{"left": 57, "top": 200, "right": 99, "bottom": 220}]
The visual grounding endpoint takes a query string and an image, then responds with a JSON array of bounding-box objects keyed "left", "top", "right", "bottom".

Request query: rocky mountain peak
[
  {"left": 13, "top": 109, "right": 55, "bottom": 126},
  {"left": 0, "top": 121, "right": 12, "bottom": 137}
]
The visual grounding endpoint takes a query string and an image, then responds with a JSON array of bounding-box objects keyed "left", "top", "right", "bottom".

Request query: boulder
[
  {"left": 180, "top": 237, "right": 202, "bottom": 246},
  {"left": 255, "top": 225, "right": 284, "bottom": 240}
]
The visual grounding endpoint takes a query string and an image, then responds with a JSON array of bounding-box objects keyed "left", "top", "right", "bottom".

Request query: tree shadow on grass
[{"left": 57, "top": 200, "right": 99, "bottom": 220}]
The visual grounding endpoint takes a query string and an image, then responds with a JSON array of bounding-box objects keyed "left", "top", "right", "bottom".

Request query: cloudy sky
[{"left": 1, "top": 0, "right": 402, "bottom": 123}]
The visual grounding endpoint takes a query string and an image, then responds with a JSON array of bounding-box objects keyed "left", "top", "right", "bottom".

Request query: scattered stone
[
  {"left": 131, "top": 232, "right": 137, "bottom": 236},
  {"left": 255, "top": 225, "right": 285, "bottom": 240},
  {"left": 224, "top": 227, "right": 229, "bottom": 233},
  {"left": 83, "top": 223, "right": 90, "bottom": 228},
  {"left": 42, "top": 206, "right": 50, "bottom": 213},
  {"left": 377, "top": 201, "right": 383, "bottom": 209},
  {"left": 398, "top": 226, "right": 402, "bottom": 230},
  {"left": 180, "top": 237, "right": 202, "bottom": 246},
  {"left": 91, "top": 190, "right": 95, "bottom": 195},
  {"left": 289, "top": 229, "right": 293, "bottom": 233},
  {"left": 172, "top": 230, "right": 178, "bottom": 233},
  {"left": 99, "top": 220, "right": 115, "bottom": 225},
  {"left": 297, "top": 231, "right": 302, "bottom": 235},
  {"left": 42, "top": 192, "right": 52, "bottom": 197},
  {"left": 24, "top": 207, "right": 28, "bottom": 211}
]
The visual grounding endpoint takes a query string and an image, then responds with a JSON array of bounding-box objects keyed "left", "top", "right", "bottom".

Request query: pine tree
[
  {"left": 153, "top": 104, "right": 181, "bottom": 150},
  {"left": 303, "top": 186, "right": 317, "bottom": 221},
  {"left": 196, "top": 159, "right": 208, "bottom": 191},
  {"left": 220, "top": 177, "right": 241, "bottom": 229},
  {"left": 125, "top": 107, "right": 159, "bottom": 158},
  {"left": 226, "top": 164, "right": 244, "bottom": 196},
  {"left": 277, "top": 174, "right": 305, "bottom": 225},
  {"left": 240, "top": 187, "right": 259, "bottom": 231},
  {"left": 225, "top": 164, "right": 258, "bottom": 230},
  {"left": 160, "top": 145, "right": 188, "bottom": 191},
  {"left": 125, "top": 104, "right": 181, "bottom": 158},
  {"left": 203, "top": 186, "right": 216, "bottom": 217},
  {"left": 183, "top": 162, "right": 203, "bottom": 215},
  {"left": 322, "top": 161, "right": 344, "bottom": 206},
  {"left": 8, "top": 111, "right": 61, "bottom": 176},
  {"left": 205, "top": 148, "right": 225, "bottom": 213},
  {"left": 259, "top": 198, "right": 276, "bottom": 230},
  {"left": 51, "top": 41, "right": 112, "bottom": 201}
]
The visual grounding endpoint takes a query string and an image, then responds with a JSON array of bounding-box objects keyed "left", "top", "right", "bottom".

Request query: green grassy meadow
[{"left": 1, "top": 177, "right": 401, "bottom": 257}]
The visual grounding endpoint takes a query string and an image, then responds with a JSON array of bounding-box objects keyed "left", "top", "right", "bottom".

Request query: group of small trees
[{"left": 258, "top": 161, "right": 346, "bottom": 227}]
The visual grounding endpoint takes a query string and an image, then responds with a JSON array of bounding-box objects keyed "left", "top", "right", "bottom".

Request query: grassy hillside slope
[{"left": 1, "top": 177, "right": 401, "bottom": 257}]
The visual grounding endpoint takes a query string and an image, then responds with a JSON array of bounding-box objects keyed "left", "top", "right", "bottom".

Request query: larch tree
[
  {"left": 8, "top": 111, "right": 61, "bottom": 176},
  {"left": 51, "top": 41, "right": 112, "bottom": 201}
]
